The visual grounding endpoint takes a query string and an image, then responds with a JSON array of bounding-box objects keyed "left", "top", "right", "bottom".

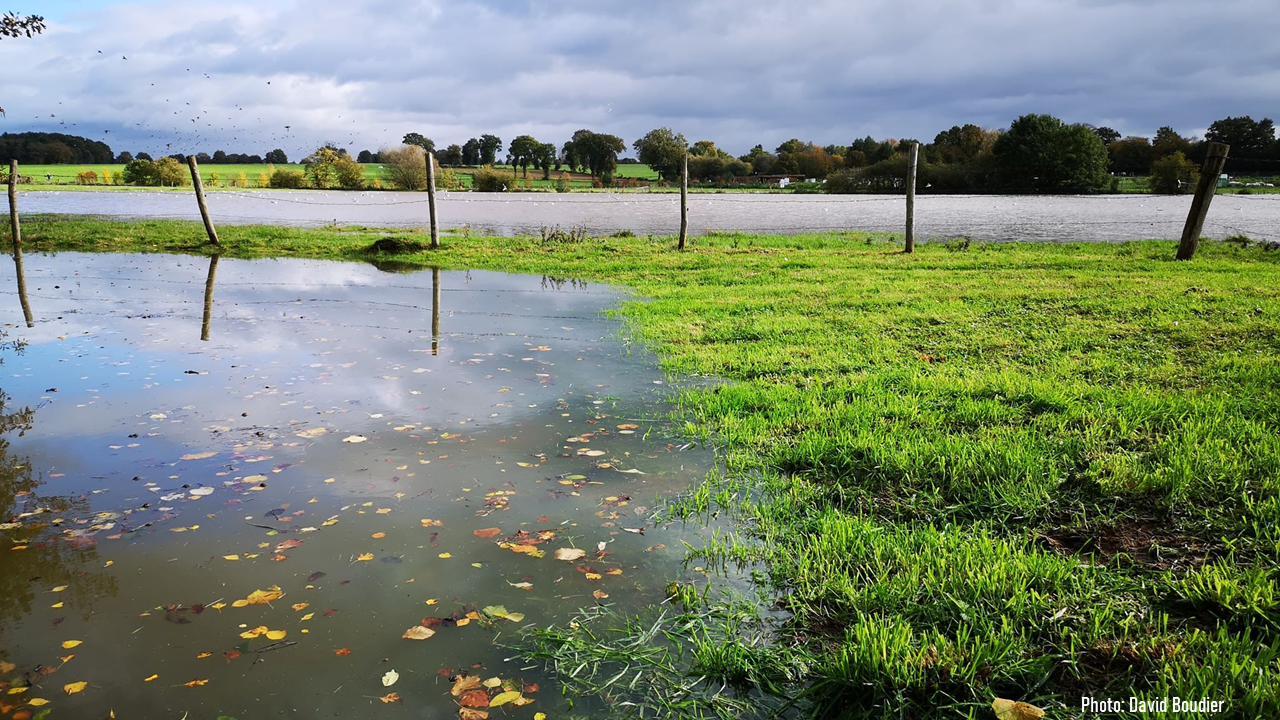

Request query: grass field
[{"left": 8, "top": 217, "right": 1280, "bottom": 718}]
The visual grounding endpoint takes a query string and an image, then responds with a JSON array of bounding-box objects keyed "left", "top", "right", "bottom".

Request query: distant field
[{"left": 10, "top": 162, "right": 656, "bottom": 190}]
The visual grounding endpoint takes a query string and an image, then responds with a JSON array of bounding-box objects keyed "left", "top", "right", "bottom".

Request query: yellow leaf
[
  {"left": 356, "top": 553, "right": 374, "bottom": 561},
  {"left": 50, "top": 585, "right": 68, "bottom": 592},
  {"left": 61, "top": 640, "right": 82, "bottom": 649},
  {"left": 51, "top": 602, "right": 64, "bottom": 609},
  {"left": 425, "top": 598, "right": 438, "bottom": 605},
  {"left": 183, "top": 678, "right": 210, "bottom": 687},
  {"left": 490, "top": 690, "right": 523, "bottom": 707},
  {"left": 144, "top": 674, "right": 158, "bottom": 682},
  {"left": 223, "top": 555, "right": 240, "bottom": 561},
  {"left": 7, "top": 687, "right": 29, "bottom": 695},
  {"left": 585, "top": 573, "right": 602, "bottom": 580},
  {"left": 455, "top": 617, "right": 470, "bottom": 627},
  {"left": 264, "top": 630, "right": 287, "bottom": 641},
  {"left": 210, "top": 602, "right": 227, "bottom": 610},
  {"left": 196, "top": 652, "right": 212, "bottom": 659},
  {"left": 379, "top": 692, "right": 401, "bottom": 703},
  {"left": 438, "top": 552, "right": 452, "bottom": 558},
  {"left": 482, "top": 677, "right": 502, "bottom": 688},
  {"left": 535, "top": 713, "right": 547, "bottom": 720},
  {"left": 58, "top": 655, "right": 74, "bottom": 663},
  {"left": 241, "top": 586, "right": 284, "bottom": 605},
  {"left": 0, "top": 660, "right": 14, "bottom": 673},
  {"left": 291, "top": 603, "right": 309, "bottom": 612},
  {"left": 63, "top": 682, "right": 88, "bottom": 695},
  {"left": 992, "top": 698, "right": 1046, "bottom": 720},
  {"left": 27, "top": 698, "right": 50, "bottom": 706},
  {"left": 231, "top": 599, "right": 249, "bottom": 608},
  {"left": 300, "top": 613, "right": 314, "bottom": 621}
]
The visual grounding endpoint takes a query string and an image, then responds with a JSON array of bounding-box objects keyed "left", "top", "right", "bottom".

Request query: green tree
[
  {"left": 508, "top": 135, "right": 542, "bottom": 178},
  {"left": 633, "top": 128, "right": 687, "bottom": 181},
  {"left": 121, "top": 158, "right": 157, "bottom": 185},
  {"left": 461, "top": 139, "right": 481, "bottom": 165},
  {"left": 1205, "top": 116, "right": 1275, "bottom": 162},
  {"left": 303, "top": 146, "right": 363, "bottom": 189},
  {"left": 566, "top": 130, "right": 626, "bottom": 179},
  {"left": 1107, "top": 136, "right": 1154, "bottom": 175},
  {"left": 992, "top": 113, "right": 1110, "bottom": 192},
  {"left": 1152, "top": 126, "right": 1192, "bottom": 159},
  {"left": 478, "top": 134, "right": 503, "bottom": 165},
  {"left": 740, "top": 145, "right": 777, "bottom": 175},
  {"left": 402, "top": 133, "right": 436, "bottom": 154},
  {"left": 689, "top": 140, "right": 729, "bottom": 158},
  {"left": 1149, "top": 151, "right": 1199, "bottom": 194},
  {"left": 265, "top": 148, "right": 288, "bottom": 164},
  {"left": 933, "top": 124, "right": 994, "bottom": 164},
  {"left": 439, "top": 144, "right": 463, "bottom": 166},
  {"left": 1093, "top": 126, "right": 1121, "bottom": 145}
]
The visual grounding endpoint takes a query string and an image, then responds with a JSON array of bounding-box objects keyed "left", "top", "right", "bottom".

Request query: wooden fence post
[
  {"left": 426, "top": 152, "right": 440, "bottom": 249},
  {"left": 678, "top": 153, "right": 688, "bottom": 250},
  {"left": 431, "top": 267, "right": 441, "bottom": 356},
  {"left": 905, "top": 142, "right": 919, "bottom": 253},
  {"left": 1176, "top": 142, "right": 1230, "bottom": 261},
  {"left": 187, "top": 156, "right": 220, "bottom": 247},
  {"left": 201, "top": 254, "right": 220, "bottom": 341},
  {"left": 8, "top": 160, "right": 33, "bottom": 327}
]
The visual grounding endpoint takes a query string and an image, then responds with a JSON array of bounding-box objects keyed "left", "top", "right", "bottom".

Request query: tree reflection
[
  {"left": 201, "top": 254, "right": 219, "bottom": 341},
  {"left": 0, "top": 337, "right": 116, "bottom": 634}
]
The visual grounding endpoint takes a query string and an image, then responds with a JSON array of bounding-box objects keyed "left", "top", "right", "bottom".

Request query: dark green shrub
[{"left": 1149, "top": 151, "right": 1199, "bottom": 194}]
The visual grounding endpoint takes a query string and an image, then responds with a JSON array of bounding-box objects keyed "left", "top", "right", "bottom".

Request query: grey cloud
[{"left": 2, "top": 0, "right": 1277, "bottom": 158}]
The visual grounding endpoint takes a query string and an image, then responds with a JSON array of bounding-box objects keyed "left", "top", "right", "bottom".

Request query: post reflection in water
[
  {"left": 200, "top": 254, "right": 219, "bottom": 341},
  {"left": 431, "top": 266, "right": 441, "bottom": 356},
  {"left": 11, "top": 246, "right": 33, "bottom": 328}
]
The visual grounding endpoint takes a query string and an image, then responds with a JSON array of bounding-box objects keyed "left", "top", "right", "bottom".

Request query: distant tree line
[{"left": 0, "top": 132, "right": 113, "bottom": 163}]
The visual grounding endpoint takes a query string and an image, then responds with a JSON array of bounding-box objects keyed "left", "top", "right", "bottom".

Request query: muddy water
[{"left": 0, "top": 253, "right": 713, "bottom": 719}]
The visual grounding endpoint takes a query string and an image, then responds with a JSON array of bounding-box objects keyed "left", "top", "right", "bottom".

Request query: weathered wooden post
[
  {"left": 201, "top": 254, "right": 220, "bottom": 341},
  {"left": 431, "top": 267, "right": 441, "bottom": 356},
  {"left": 905, "top": 142, "right": 919, "bottom": 253},
  {"left": 8, "top": 160, "right": 33, "bottom": 327},
  {"left": 678, "top": 152, "right": 688, "bottom": 251},
  {"left": 426, "top": 152, "right": 440, "bottom": 249},
  {"left": 187, "top": 156, "right": 220, "bottom": 247},
  {"left": 1176, "top": 142, "right": 1230, "bottom": 260}
]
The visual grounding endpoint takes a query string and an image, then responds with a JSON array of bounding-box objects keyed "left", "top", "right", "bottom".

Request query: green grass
[{"left": 8, "top": 217, "right": 1280, "bottom": 717}]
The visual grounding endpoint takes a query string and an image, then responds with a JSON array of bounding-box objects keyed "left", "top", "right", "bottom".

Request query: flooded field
[
  {"left": 7, "top": 190, "right": 1280, "bottom": 243},
  {"left": 0, "top": 253, "right": 714, "bottom": 719}
]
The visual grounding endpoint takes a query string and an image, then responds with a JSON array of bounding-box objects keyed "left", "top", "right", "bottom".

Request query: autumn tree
[{"left": 0, "top": 12, "right": 44, "bottom": 39}]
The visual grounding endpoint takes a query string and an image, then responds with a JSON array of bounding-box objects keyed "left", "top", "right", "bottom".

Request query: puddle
[{"left": 0, "top": 253, "right": 713, "bottom": 718}]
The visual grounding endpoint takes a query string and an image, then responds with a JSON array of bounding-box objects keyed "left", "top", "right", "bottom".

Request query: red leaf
[{"left": 458, "top": 690, "right": 491, "bottom": 708}]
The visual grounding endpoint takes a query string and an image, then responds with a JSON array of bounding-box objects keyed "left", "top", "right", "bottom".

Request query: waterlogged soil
[{"left": 0, "top": 253, "right": 714, "bottom": 719}]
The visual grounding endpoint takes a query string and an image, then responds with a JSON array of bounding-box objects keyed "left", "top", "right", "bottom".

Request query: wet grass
[{"left": 10, "top": 216, "right": 1280, "bottom": 717}]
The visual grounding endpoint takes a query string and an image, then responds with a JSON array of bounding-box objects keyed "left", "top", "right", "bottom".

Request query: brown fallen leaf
[
  {"left": 554, "top": 548, "right": 586, "bottom": 562},
  {"left": 334, "top": 648, "right": 352, "bottom": 657},
  {"left": 450, "top": 675, "right": 483, "bottom": 696},
  {"left": 379, "top": 692, "right": 401, "bottom": 703},
  {"left": 183, "top": 678, "right": 210, "bottom": 687},
  {"left": 275, "top": 538, "right": 303, "bottom": 552},
  {"left": 458, "top": 709, "right": 489, "bottom": 720},
  {"left": 472, "top": 527, "right": 502, "bottom": 539},
  {"left": 459, "top": 690, "right": 491, "bottom": 708}
]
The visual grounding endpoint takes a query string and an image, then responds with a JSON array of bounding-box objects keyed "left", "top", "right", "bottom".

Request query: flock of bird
[{"left": 12, "top": 46, "right": 392, "bottom": 159}]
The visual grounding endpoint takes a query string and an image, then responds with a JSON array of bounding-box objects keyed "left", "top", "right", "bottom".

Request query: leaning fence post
[
  {"left": 8, "top": 160, "right": 33, "bottom": 327},
  {"left": 1176, "top": 142, "right": 1230, "bottom": 261},
  {"left": 905, "top": 142, "right": 919, "bottom": 253},
  {"left": 187, "top": 156, "right": 220, "bottom": 247},
  {"left": 426, "top": 152, "right": 440, "bottom": 249},
  {"left": 678, "top": 153, "right": 688, "bottom": 251}
]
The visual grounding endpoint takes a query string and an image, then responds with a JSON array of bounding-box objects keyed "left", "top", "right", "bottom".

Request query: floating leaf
[
  {"left": 334, "top": 648, "right": 352, "bottom": 657},
  {"left": 183, "top": 679, "right": 209, "bottom": 688},
  {"left": 223, "top": 555, "right": 241, "bottom": 561},
  {"left": 0, "top": 660, "right": 15, "bottom": 673},
  {"left": 264, "top": 630, "right": 287, "bottom": 641},
  {"left": 356, "top": 553, "right": 374, "bottom": 562},
  {"left": 180, "top": 452, "right": 217, "bottom": 461},
  {"left": 450, "top": 675, "right": 483, "bottom": 696},
  {"left": 402, "top": 626, "right": 435, "bottom": 640},
  {"left": 378, "top": 692, "right": 401, "bottom": 703},
  {"left": 371, "top": 532, "right": 386, "bottom": 539},
  {"left": 62, "top": 683, "right": 87, "bottom": 696},
  {"left": 459, "top": 690, "right": 490, "bottom": 708},
  {"left": 294, "top": 428, "right": 328, "bottom": 438},
  {"left": 489, "top": 690, "right": 522, "bottom": 707},
  {"left": 196, "top": 652, "right": 212, "bottom": 659},
  {"left": 292, "top": 603, "right": 309, "bottom": 612},
  {"left": 189, "top": 487, "right": 214, "bottom": 497},
  {"left": 342, "top": 436, "right": 368, "bottom": 444},
  {"left": 420, "top": 519, "right": 443, "bottom": 527},
  {"left": 482, "top": 677, "right": 502, "bottom": 689},
  {"left": 554, "top": 548, "right": 586, "bottom": 562},
  {"left": 992, "top": 699, "right": 1046, "bottom": 720},
  {"left": 240, "top": 586, "right": 284, "bottom": 606},
  {"left": 50, "top": 586, "right": 68, "bottom": 593},
  {"left": 60, "top": 641, "right": 82, "bottom": 649},
  {"left": 275, "top": 538, "right": 303, "bottom": 552},
  {"left": 381, "top": 669, "right": 399, "bottom": 687},
  {"left": 437, "top": 552, "right": 452, "bottom": 559},
  {"left": 144, "top": 674, "right": 158, "bottom": 682},
  {"left": 472, "top": 528, "right": 502, "bottom": 539},
  {"left": 8, "top": 687, "right": 29, "bottom": 694},
  {"left": 458, "top": 709, "right": 490, "bottom": 720},
  {"left": 26, "top": 698, "right": 49, "bottom": 707},
  {"left": 501, "top": 543, "right": 544, "bottom": 558}
]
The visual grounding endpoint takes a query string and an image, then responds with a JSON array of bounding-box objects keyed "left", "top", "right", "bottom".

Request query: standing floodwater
[
  {"left": 6, "top": 190, "right": 1279, "bottom": 242},
  {"left": 0, "top": 253, "right": 712, "bottom": 718}
]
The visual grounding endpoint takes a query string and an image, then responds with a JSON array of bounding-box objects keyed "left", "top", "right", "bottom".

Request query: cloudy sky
[{"left": 3, "top": 0, "right": 1278, "bottom": 159}]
